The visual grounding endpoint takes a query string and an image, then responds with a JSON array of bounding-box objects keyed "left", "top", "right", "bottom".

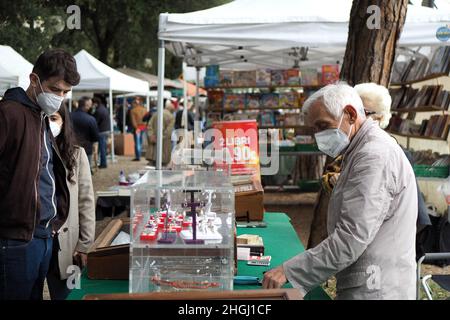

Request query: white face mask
[
  {"left": 314, "top": 113, "right": 353, "bottom": 158},
  {"left": 49, "top": 121, "right": 62, "bottom": 138},
  {"left": 33, "top": 75, "right": 65, "bottom": 115}
]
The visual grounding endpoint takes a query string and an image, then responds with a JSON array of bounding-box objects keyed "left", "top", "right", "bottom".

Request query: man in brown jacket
[
  {"left": 129, "top": 97, "right": 148, "bottom": 161},
  {"left": 0, "top": 49, "right": 80, "bottom": 300}
]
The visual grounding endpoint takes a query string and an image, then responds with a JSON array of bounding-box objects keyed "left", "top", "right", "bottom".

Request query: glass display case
[{"left": 129, "top": 170, "right": 235, "bottom": 293}]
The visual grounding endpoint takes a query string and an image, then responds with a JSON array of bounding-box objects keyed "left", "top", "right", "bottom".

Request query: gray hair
[{"left": 303, "top": 82, "right": 366, "bottom": 119}]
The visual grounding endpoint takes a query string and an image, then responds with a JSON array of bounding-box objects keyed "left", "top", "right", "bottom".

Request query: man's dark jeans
[
  {"left": 98, "top": 131, "right": 109, "bottom": 167},
  {"left": 0, "top": 237, "right": 53, "bottom": 300}
]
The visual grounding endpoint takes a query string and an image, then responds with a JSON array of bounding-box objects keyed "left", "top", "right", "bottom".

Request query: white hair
[
  {"left": 354, "top": 82, "right": 392, "bottom": 129},
  {"left": 165, "top": 99, "right": 174, "bottom": 109},
  {"left": 302, "top": 82, "right": 366, "bottom": 119}
]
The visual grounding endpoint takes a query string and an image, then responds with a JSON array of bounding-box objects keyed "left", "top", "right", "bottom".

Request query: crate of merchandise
[{"left": 413, "top": 164, "right": 450, "bottom": 178}]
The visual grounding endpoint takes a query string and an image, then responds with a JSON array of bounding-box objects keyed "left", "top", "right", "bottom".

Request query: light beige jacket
[
  {"left": 146, "top": 109, "right": 175, "bottom": 165},
  {"left": 57, "top": 146, "right": 96, "bottom": 279},
  {"left": 284, "top": 119, "right": 418, "bottom": 300}
]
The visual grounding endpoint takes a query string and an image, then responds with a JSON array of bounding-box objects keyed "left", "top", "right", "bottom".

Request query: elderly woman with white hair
[
  {"left": 354, "top": 82, "right": 392, "bottom": 129},
  {"left": 355, "top": 83, "right": 431, "bottom": 232},
  {"left": 263, "top": 82, "right": 418, "bottom": 300}
]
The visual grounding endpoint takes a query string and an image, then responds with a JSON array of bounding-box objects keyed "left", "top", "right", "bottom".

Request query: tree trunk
[{"left": 307, "top": 0, "right": 408, "bottom": 249}]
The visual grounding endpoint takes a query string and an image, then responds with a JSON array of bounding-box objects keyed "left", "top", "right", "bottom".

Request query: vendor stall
[{"left": 73, "top": 50, "right": 150, "bottom": 162}]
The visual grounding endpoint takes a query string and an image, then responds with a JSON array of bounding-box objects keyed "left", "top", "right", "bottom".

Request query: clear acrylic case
[{"left": 129, "top": 170, "right": 235, "bottom": 293}]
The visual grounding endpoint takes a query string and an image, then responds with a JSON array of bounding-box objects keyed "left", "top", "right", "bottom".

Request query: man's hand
[
  {"left": 73, "top": 251, "right": 88, "bottom": 268},
  {"left": 262, "top": 265, "right": 288, "bottom": 289}
]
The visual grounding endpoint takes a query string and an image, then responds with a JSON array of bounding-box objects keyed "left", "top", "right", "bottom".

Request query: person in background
[
  {"left": 263, "top": 83, "right": 418, "bottom": 300},
  {"left": 0, "top": 49, "right": 79, "bottom": 300},
  {"left": 71, "top": 97, "right": 99, "bottom": 168},
  {"left": 115, "top": 102, "right": 128, "bottom": 133},
  {"left": 146, "top": 99, "right": 175, "bottom": 167},
  {"left": 175, "top": 98, "right": 195, "bottom": 131},
  {"left": 354, "top": 83, "right": 431, "bottom": 232},
  {"left": 71, "top": 99, "right": 78, "bottom": 111},
  {"left": 174, "top": 98, "right": 195, "bottom": 149},
  {"left": 45, "top": 105, "right": 95, "bottom": 300},
  {"left": 129, "top": 97, "right": 148, "bottom": 161},
  {"left": 93, "top": 96, "right": 111, "bottom": 168}
]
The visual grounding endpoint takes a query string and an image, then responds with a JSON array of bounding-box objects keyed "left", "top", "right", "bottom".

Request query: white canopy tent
[
  {"left": 159, "top": 0, "right": 450, "bottom": 70},
  {"left": 0, "top": 45, "right": 33, "bottom": 95},
  {"left": 154, "top": 0, "right": 450, "bottom": 169},
  {"left": 73, "top": 49, "right": 150, "bottom": 162}
]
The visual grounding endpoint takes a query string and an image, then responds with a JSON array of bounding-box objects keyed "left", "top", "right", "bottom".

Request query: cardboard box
[
  {"left": 234, "top": 178, "right": 264, "bottom": 221},
  {"left": 87, "top": 218, "right": 130, "bottom": 280},
  {"left": 114, "top": 133, "right": 135, "bottom": 156}
]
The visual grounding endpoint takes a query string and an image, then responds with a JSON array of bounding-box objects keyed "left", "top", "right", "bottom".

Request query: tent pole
[
  {"left": 183, "top": 62, "right": 188, "bottom": 150},
  {"left": 195, "top": 66, "right": 200, "bottom": 122},
  {"left": 122, "top": 96, "right": 126, "bottom": 134},
  {"left": 156, "top": 39, "right": 165, "bottom": 170},
  {"left": 68, "top": 97, "right": 72, "bottom": 112},
  {"left": 109, "top": 89, "right": 115, "bottom": 163},
  {"left": 194, "top": 66, "right": 201, "bottom": 165}
]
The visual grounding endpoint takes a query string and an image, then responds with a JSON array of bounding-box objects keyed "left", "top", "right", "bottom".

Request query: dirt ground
[{"left": 43, "top": 155, "right": 449, "bottom": 300}]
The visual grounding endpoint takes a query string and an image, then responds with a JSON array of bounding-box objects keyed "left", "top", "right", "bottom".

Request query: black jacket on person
[
  {"left": 174, "top": 109, "right": 195, "bottom": 130},
  {"left": 71, "top": 109, "right": 100, "bottom": 155},
  {"left": 0, "top": 87, "right": 70, "bottom": 241},
  {"left": 93, "top": 104, "right": 111, "bottom": 132}
]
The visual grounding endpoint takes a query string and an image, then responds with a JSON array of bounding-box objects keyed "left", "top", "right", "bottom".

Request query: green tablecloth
[{"left": 67, "top": 212, "right": 330, "bottom": 300}]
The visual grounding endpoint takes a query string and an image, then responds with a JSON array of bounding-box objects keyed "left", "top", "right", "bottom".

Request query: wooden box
[{"left": 87, "top": 218, "right": 130, "bottom": 280}]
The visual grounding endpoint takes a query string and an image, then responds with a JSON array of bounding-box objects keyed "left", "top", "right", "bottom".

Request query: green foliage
[{"left": 0, "top": 0, "right": 230, "bottom": 78}]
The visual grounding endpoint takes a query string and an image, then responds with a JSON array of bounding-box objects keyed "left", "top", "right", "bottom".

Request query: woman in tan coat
[
  {"left": 46, "top": 104, "right": 96, "bottom": 300},
  {"left": 146, "top": 100, "right": 175, "bottom": 166}
]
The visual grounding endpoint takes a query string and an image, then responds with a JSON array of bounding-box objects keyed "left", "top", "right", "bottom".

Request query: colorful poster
[{"left": 212, "top": 120, "right": 260, "bottom": 177}]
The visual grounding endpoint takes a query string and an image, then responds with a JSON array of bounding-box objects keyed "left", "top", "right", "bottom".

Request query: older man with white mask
[{"left": 263, "top": 83, "right": 418, "bottom": 300}]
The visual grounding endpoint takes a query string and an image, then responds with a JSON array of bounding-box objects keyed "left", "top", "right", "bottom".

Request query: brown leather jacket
[{"left": 0, "top": 88, "right": 70, "bottom": 241}]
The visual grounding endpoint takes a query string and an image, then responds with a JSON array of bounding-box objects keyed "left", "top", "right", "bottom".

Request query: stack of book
[
  {"left": 421, "top": 115, "right": 450, "bottom": 139},
  {"left": 390, "top": 85, "right": 450, "bottom": 111},
  {"left": 427, "top": 46, "right": 450, "bottom": 76},
  {"left": 390, "top": 46, "right": 450, "bottom": 84},
  {"left": 388, "top": 114, "right": 450, "bottom": 139}
]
